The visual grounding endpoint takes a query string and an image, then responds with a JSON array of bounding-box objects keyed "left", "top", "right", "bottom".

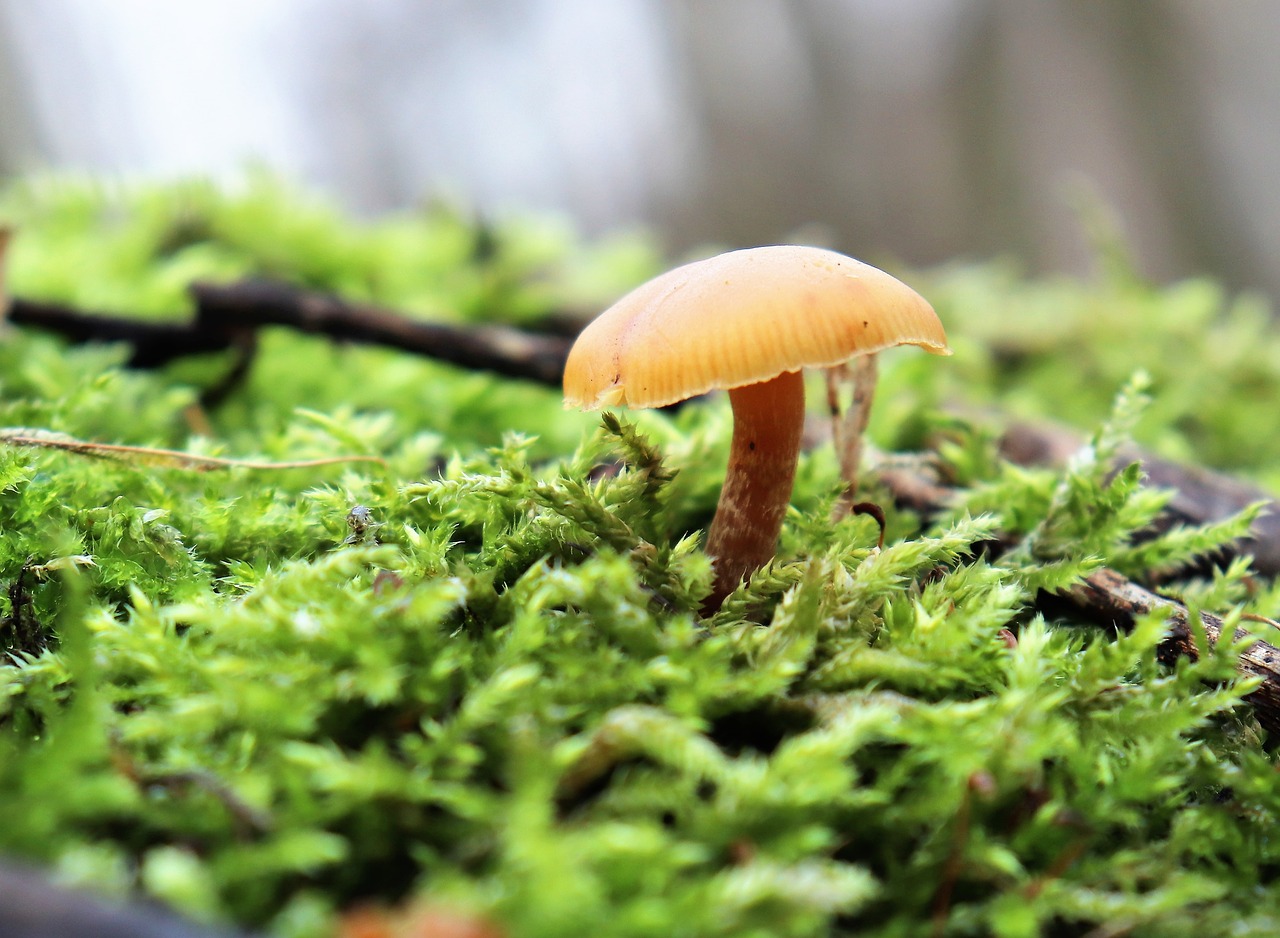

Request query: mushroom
[{"left": 563, "top": 245, "right": 949, "bottom": 612}]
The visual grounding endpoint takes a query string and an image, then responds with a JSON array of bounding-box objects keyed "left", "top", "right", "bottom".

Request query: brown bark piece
[{"left": 1066, "top": 568, "right": 1280, "bottom": 734}]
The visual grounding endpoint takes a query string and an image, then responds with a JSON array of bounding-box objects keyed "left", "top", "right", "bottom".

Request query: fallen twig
[
  {"left": 7, "top": 297, "right": 233, "bottom": 365},
  {"left": 1064, "top": 568, "right": 1280, "bottom": 733},
  {"left": 190, "top": 280, "right": 573, "bottom": 386},
  {"left": 999, "top": 420, "right": 1280, "bottom": 576},
  {"left": 0, "top": 429, "right": 384, "bottom": 472},
  {"left": 875, "top": 466, "right": 1280, "bottom": 735},
  {"left": 8, "top": 280, "right": 574, "bottom": 387}
]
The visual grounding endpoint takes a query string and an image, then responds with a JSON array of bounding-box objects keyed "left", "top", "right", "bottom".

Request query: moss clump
[{"left": 1, "top": 178, "right": 1279, "bottom": 937}]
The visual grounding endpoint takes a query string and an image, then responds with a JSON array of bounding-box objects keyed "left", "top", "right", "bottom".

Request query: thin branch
[
  {"left": 141, "top": 769, "right": 274, "bottom": 838},
  {"left": 191, "top": 281, "right": 571, "bottom": 385},
  {"left": 8, "top": 297, "right": 232, "bottom": 366},
  {"left": 0, "top": 429, "right": 384, "bottom": 471},
  {"left": 999, "top": 420, "right": 1280, "bottom": 576},
  {"left": 1064, "top": 568, "right": 1280, "bottom": 734},
  {"left": 874, "top": 464, "right": 1280, "bottom": 735},
  {"left": 8, "top": 279, "right": 575, "bottom": 387}
]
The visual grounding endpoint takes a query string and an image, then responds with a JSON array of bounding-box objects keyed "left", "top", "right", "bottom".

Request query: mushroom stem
[
  {"left": 829, "top": 352, "right": 879, "bottom": 520},
  {"left": 704, "top": 368, "right": 806, "bottom": 611}
]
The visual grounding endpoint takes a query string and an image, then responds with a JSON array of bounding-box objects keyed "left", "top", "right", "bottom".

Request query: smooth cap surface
[{"left": 563, "top": 245, "right": 949, "bottom": 409}]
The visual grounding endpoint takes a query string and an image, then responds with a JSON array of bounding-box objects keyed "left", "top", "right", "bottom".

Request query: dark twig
[
  {"left": 189, "top": 280, "right": 572, "bottom": 386},
  {"left": 138, "top": 769, "right": 274, "bottom": 839},
  {"left": 849, "top": 502, "right": 887, "bottom": 549},
  {"left": 106, "top": 736, "right": 273, "bottom": 839},
  {"left": 1064, "top": 568, "right": 1280, "bottom": 734},
  {"left": 8, "top": 280, "right": 575, "bottom": 388},
  {"left": 874, "top": 466, "right": 1280, "bottom": 735},
  {"left": 8, "top": 298, "right": 231, "bottom": 366},
  {"left": 197, "top": 329, "right": 258, "bottom": 409},
  {"left": 998, "top": 420, "right": 1280, "bottom": 576}
]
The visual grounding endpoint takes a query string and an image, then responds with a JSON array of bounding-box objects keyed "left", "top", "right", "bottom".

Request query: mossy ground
[{"left": 1, "top": 177, "right": 1278, "bottom": 937}]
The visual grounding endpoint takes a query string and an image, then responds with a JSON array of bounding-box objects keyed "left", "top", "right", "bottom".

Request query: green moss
[{"left": 0, "top": 177, "right": 1278, "bottom": 937}]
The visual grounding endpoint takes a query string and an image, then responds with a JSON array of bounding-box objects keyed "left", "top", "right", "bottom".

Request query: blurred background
[{"left": 0, "top": 0, "right": 1277, "bottom": 300}]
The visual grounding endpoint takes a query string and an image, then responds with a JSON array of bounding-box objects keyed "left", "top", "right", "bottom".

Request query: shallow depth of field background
[{"left": 1, "top": 1, "right": 1278, "bottom": 300}]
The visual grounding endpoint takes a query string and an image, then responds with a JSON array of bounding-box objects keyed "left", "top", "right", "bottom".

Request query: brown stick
[
  {"left": 998, "top": 420, "right": 1280, "bottom": 576},
  {"left": 8, "top": 297, "right": 233, "bottom": 365},
  {"left": 8, "top": 280, "right": 574, "bottom": 386},
  {"left": 1065, "top": 568, "right": 1280, "bottom": 735},
  {"left": 873, "top": 466, "right": 1280, "bottom": 734},
  {"left": 0, "top": 430, "right": 384, "bottom": 471},
  {"left": 188, "top": 281, "right": 572, "bottom": 386}
]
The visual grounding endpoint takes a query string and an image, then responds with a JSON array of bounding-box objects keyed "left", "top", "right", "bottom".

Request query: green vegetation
[{"left": 0, "top": 177, "right": 1278, "bottom": 937}]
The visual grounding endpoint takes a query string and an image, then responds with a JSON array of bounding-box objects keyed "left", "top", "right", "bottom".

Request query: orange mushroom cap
[{"left": 563, "top": 245, "right": 950, "bottom": 410}]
